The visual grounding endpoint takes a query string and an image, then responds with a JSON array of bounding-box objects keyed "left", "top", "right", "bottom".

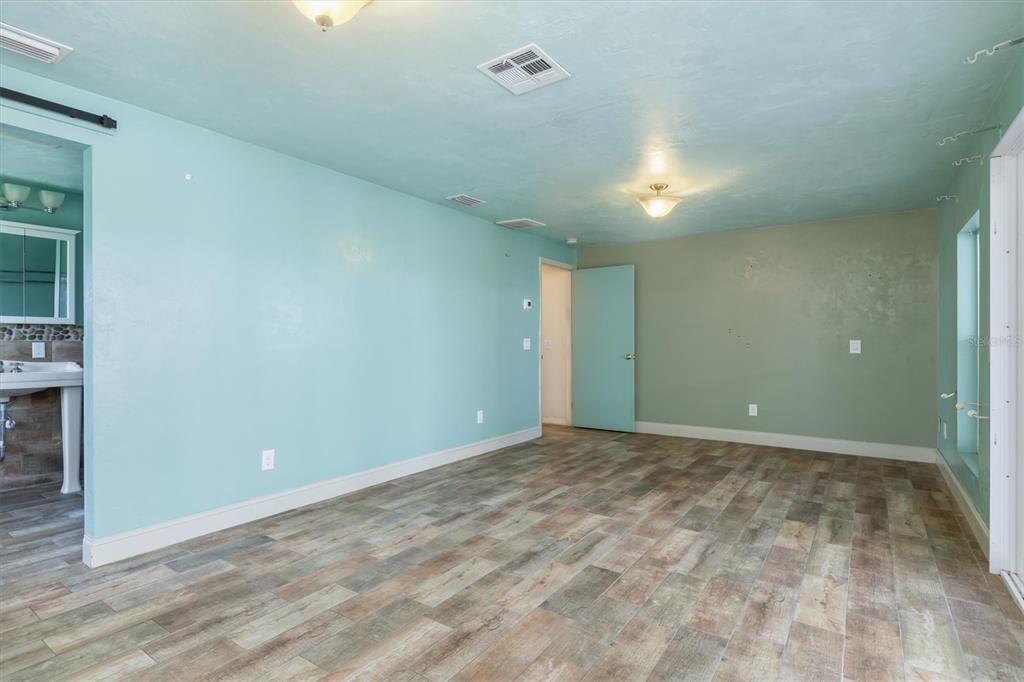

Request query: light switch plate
[
  {"left": 544, "top": 339, "right": 553, "bottom": 350},
  {"left": 748, "top": 403, "right": 758, "bottom": 417},
  {"left": 849, "top": 339, "right": 862, "bottom": 354},
  {"left": 261, "top": 449, "right": 275, "bottom": 471},
  {"left": 522, "top": 337, "right": 531, "bottom": 350},
  {"left": 476, "top": 409, "right": 484, "bottom": 424},
  {"left": 523, "top": 299, "right": 533, "bottom": 310},
  {"left": 31, "top": 342, "right": 45, "bottom": 358}
]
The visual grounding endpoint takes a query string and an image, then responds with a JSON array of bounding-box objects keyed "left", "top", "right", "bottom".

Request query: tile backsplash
[
  {"left": 1, "top": 324, "right": 83, "bottom": 341},
  {"left": 0, "top": 325, "right": 84, "bottom": 490}
]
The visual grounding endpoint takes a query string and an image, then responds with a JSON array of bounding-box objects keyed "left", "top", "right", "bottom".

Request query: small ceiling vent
[
  {"left": 478, "top": 44, "right": 570, "bottom": 95},
  {"left": 446, "top": 193, "right": 486, "bottom": 207},
  {"left": 0, "top": 23, "right": 73, "bottom": 64},
  {"left": 496, "top": 218, "right": 546, "bottom": 230}
]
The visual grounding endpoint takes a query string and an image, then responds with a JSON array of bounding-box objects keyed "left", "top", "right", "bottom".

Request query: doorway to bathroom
[
  {"left": 0, "top": 123, "right": 87, "bottom": 546},
  {"left": 540, "top": 259, "right": 573, "bottom": 429}
]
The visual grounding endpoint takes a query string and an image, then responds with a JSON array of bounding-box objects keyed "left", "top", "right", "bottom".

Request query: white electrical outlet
[
  {"left": 31, "top": 342, "right": 45, "bottom": 358},
  {"left": 522, "top": 337, "right": 531, "bottom": 350},
  {"left": 477, "top": 409, "right": 484, "bottom": 424},
  {"left": 748, "top": 403, "right": 758, "bottom": 417},
  {"left": 849, "top": 339, "right": 862, "bottom": 354},
  {"left": 261, "top": 449, "right": 275, "bottom": 471}
]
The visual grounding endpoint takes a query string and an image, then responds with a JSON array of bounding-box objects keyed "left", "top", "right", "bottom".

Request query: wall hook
[
  {"left": 937, "top": 125, "right": 1001, "bottom": 146},
  {"left": 964, "top": 36, "right": 1024, "bottom": 64},
  {"left": 936, "top": 195, "right": 959, "bottom": 203},
  {"left": 952, "top": 156, "right": 983, "bottom": 167}
]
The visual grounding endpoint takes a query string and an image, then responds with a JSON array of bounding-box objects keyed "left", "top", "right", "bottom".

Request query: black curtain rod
[{"left": 0, "top": 87, "right": 117, "bottom": 130}]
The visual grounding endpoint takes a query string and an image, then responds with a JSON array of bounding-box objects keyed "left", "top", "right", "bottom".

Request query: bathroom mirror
[{"left": 0, "top": 221, "right": 78, "bottom": 324}]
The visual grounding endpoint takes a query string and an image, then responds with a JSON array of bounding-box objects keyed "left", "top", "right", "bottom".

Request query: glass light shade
[
  {"left": 638, "top": 194, "right": 681, "bottom": 219},
  {"left": 39, "top": 190, "right": 66, "bottom": 213},
  {"left": 2, "top": 183, "right": 30, "bottom": 205},
  {"left": 292, "top": 1, "right": 370, "bottom": 31}
]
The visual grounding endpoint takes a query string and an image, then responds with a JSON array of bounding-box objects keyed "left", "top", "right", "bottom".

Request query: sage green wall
[
  {"left": 579, "top": 209, "right": 938, "bottom": 447},
  {"left": 937, "top": 51, "right": 1024, "bottom": 526}
]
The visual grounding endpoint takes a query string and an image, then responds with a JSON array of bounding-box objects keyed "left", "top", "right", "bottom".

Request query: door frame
[
  {"left": 989, "top": 106, "right": 1024, "bottom": 612},
  {"left": 538, "top": 257, "right": 575, "bottom": 428}
]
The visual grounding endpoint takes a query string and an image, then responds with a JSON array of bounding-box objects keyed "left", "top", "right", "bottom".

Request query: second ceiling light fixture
[
  {"left": 292, "top": 1, "right": 371, "bottom": 32},
  {"left": 638, "top": 183, "right": 681, "bottom": 219}
]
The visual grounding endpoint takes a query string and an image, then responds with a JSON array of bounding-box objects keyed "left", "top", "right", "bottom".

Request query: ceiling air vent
[
  {"left": 496, "top": 218, "right": 546, "bottom": 230},
  {"left": 478, "top": 44, "right": 570, "bottom": 95},
  {"left": 0, "top": 23, "right": 73, "bottom": 64},
  {"left": 446, "top": 193, "right": 486, "bottom": 207}
]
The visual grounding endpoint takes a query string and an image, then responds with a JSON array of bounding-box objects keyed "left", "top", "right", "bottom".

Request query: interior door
[{"left": 572, "top": 265, "right": 635, "bottom": 432}]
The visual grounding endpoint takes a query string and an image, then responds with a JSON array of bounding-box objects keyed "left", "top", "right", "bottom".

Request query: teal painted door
[{"left": 573, "top": 265, "right": 635, "bottom": 432}]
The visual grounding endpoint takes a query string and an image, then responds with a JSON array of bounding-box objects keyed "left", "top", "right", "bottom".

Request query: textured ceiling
[
  {"left": 1, "top": 1, "right": 1021, "bottom": 244},
  {"left": 0, "top": 124, "right": 85, "bottom": 191}
]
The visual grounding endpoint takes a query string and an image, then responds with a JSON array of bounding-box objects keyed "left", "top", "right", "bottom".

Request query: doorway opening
[
  {"left": 0, "top": 123, "right": 87, "bottom": 551},
  {"left": 540, "top": 260, "right": 573, "bottom": 429}
]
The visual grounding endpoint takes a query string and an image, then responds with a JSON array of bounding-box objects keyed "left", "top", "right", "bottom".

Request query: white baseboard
[
  {"left": 935, "top": 452, "right": 990, "bottom": 558},
  {"left": 1002, "top": 572, "right": 1024, "bottom": 616},
  {"left": 82, "top": 426, "right": 541, "bottom": 568},
  {"left": 635, "top": 421, "right": 937, "bottom": 463}
]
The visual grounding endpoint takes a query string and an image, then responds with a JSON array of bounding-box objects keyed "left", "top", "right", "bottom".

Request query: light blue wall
[
  {"left": 0, "top": 66, "right": 574, "bottom": 539},
  {"left": 937, "top": 50, "right": 1023, "bottom": 525}
]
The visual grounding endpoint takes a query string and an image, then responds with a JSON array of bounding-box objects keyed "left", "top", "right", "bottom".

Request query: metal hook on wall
[
  {"left": 964, "top": 36, "right": 1024, "bottom": 64},
  {"left": 937, "top": 125, "right": 1001, "bottom": 146},
  {"left": 952, "top": 156, "right": 983, "bottom": 167},
  {"left": 936, "top": 195, "right": 960, "bottom": 203}
]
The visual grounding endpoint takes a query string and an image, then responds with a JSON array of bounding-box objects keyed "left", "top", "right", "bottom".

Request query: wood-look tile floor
[{"left": 2, "top": 426, "right": 1024, "bottom": 681}]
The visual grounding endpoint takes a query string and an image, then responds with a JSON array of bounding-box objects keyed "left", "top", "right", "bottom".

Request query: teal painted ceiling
[{"left": 2, "top": 1, "right": 1022, "bottom": 244}]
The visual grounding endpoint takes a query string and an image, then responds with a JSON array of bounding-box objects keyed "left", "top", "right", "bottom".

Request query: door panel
[{"left": 573, "top": 265, "right": 635, "bottom": 432}]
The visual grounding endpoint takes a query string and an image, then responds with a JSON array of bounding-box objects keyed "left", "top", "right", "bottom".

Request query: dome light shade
[
  {"left": 638, "top": 183, "right": 681, "bottom": 219},
  {"left": 292, "top": 1, "right": 370, "bottom": 31},
  {"left": 2, "top": 183, "right": 30, "bottom": 206},
  {"left": 39, "top": 190, "right": 66, "bottom": 214}
]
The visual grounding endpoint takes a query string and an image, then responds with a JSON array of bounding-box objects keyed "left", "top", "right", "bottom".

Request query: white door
[
  {"left": 989, "top": 108, "right": 1024, "bottom": 613},
  {"left": 541, "top": 264, "right": 572, "bottom": 425}
]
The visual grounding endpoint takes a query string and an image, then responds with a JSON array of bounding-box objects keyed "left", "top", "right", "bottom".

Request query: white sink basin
[
  {"left": 0, "top": 360, "right": 85, "bottom": 494},
  {"left": 0, "top": 361, "right": 84, "bottom": 399}
]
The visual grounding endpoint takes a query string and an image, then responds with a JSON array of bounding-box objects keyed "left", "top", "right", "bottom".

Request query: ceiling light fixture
[
  {"left": 0, "top": 182, "right": 66, "bottom": 214},
  {"left": 638, "top": 183, "right": 681, "bottom": 219},
  {"left": 292, "top": 1, "right": 371, "bottom": 32}
]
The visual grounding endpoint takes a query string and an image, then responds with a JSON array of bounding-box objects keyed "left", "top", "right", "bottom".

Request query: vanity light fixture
[
  {"left": 38, "top": 190, "right": 66, "bottom": 214},
  {"left": 0, "top": 183, "right": 66, "bottom": 214},
  {"left": 1, "top": 182, "right": 29, "bottom": 207},
  {"left": 638, "top": 183, "right": 681, "bottom": 219},
  {"left": 292, "top": 0, "right": 371, "bottom": 31}
]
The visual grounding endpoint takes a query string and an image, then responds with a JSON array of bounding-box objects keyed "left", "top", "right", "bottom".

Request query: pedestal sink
[{"left": 0, "top": 360, "right": 84, "bottom": 494}]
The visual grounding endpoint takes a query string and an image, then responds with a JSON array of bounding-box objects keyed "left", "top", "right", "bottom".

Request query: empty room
[{"left": 1, "top": 1, "right": 1024, "bottom": 680}]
